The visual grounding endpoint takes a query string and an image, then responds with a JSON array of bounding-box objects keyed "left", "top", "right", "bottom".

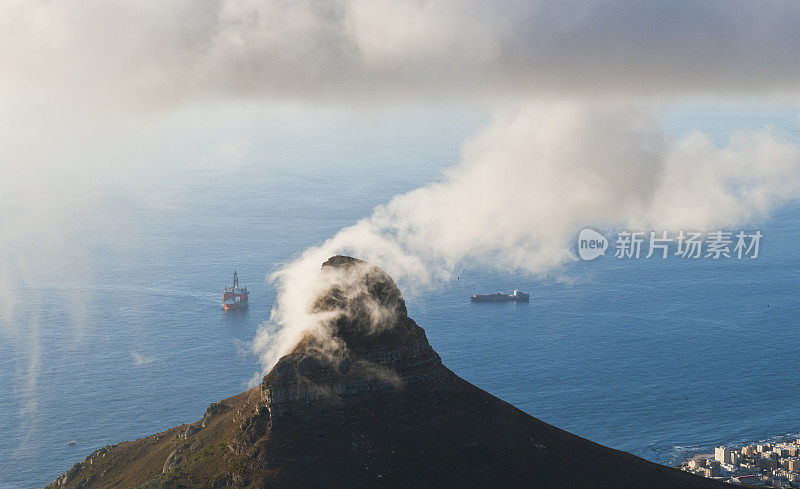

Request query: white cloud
[
  {"left": 3, "top": 0, "right": 800, "bottom": 107},
  {"left": 253, "top": 101, "right": 800, "bottom": 373}
]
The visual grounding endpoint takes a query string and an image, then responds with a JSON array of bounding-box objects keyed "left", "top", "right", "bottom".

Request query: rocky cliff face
[
  {"left": 260, "top": 256, "right": 446, "bottom": 420},
  {"left": 46, "top": 256, "right": 728, "bottom": 489}
]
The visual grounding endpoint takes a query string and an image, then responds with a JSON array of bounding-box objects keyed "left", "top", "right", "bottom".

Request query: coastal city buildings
[
  {"left": 717, "top": 447, "right": 733, "bottom": 465},
  {"left": 681, "top": 439, "right": 800, "bottom": 487}
]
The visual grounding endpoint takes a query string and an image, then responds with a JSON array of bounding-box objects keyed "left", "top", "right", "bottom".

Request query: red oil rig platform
[{"left": 222, "top": 270, "right": 249, "bottom": 311}]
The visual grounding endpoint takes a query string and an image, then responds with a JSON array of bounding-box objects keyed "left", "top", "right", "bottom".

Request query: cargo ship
[
  {"left": 470, "top": 289, "right": 529, "bottom": 303},
  {"left": 222, "top": 270, "right": 249, "bottom": 311}
]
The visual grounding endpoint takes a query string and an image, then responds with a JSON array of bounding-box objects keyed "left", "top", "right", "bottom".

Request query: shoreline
[{"left": 677, "top": 435, "right": 800, "bottom": 487}]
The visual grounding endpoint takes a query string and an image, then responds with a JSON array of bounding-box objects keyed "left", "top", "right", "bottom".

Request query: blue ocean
[{"left": 2, "top": 110, "right": 800, "bottom": 488}]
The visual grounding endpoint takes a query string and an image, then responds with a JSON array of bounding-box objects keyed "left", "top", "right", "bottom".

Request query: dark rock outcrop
[
  {"left": 261, "top": 256, "right": 446, "bottom": 421},
  {"left": 47, "top": 256, "right": 728, "bottom": 489}
]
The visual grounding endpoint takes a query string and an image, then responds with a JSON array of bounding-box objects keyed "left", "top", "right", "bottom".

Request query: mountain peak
[
  {"left": 261, "top": 256, "right": 445, "bottom": 421},
  {"left": 315, "top": 255, "right": 409, "bottom": 336}
]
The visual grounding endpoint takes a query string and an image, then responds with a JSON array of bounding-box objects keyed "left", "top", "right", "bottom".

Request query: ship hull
[
  {"left": 222, "top": 301, "right": 248, "bottom": 311},
  {"left": 470, "top": 292, "right": 529, "bottom": 303},
  {"left": 471, "top": 293, "right": 509, "bottom": 303}
]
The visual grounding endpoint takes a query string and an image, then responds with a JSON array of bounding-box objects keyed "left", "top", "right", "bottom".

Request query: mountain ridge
[{"left": 46, "top": 256, "right": 726, "bottom": 489}]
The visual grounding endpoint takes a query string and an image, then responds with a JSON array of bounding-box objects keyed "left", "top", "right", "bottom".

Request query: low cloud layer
[
  {"left": 252, "top": 101, "right": 800, "bottom": 374},
  {"left": 4, "top": 0, "right": 800, "bottom": 107}
]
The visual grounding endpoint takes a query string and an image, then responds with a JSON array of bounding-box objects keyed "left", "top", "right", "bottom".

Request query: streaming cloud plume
[{"left": 252, "top": 101, "right": 800, "bottom": 374}]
